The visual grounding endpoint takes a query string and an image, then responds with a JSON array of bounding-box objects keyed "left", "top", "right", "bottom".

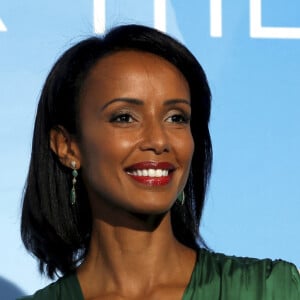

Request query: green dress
[{"left": 19, "top": 249, "right": 300, "bottom": 299}]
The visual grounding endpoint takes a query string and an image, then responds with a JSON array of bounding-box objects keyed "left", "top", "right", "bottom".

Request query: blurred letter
[
  {"left": 210, "top": 0, "right": 222, "bottom": 37},
  {"left": 94, "top": 0, "right": 106, "bottom": 34},
  {"left": 0, "top": 18, "right": 7, "bottom": 32},
  {"left": 250, "top": 0, "right": 300, "bottom": 39},
  {"left": 154, "top": 0, "right": 166, "bottom": 32}
]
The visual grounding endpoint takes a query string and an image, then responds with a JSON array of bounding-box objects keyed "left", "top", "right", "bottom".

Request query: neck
[
  {"left": 81, "top": 210, "right": 180, "bottom": 275},
  {"left": 77, "top": 209, "right": 196, "bottom": 297}
]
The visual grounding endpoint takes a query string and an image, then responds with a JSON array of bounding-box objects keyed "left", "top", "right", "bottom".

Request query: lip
[
  {"left": 125, "top": 161, "right": 175, "bottom": 171},
  {"left": 125, "top": 161, "right": 175, "bottom": 186}
]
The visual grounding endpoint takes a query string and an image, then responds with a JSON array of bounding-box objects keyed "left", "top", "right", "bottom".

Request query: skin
[{"left": 51, "top": 51, "right": 196, "bottom": 299}]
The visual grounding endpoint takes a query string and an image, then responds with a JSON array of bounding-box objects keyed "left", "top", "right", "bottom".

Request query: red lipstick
[
  {"left": 125, "top": 161, "right": 175, "bottom": 186},
  {"left": 127, "top": 161, "right": 175, "bottom": 170}
]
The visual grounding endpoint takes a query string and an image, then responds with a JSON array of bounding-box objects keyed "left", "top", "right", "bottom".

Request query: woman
[{"left": 19, "top": 24, "right": 299, "bottom": 299}]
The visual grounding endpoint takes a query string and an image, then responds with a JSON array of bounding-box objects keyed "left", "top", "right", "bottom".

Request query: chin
[
  {"left": 126, "top": 198, "right": 174, "bottom": 215},
  {"left": 128, "top": 210, "right": 169, "bottom": 231}
]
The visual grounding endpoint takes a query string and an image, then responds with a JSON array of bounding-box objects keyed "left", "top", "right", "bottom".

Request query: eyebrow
[
  {"left": 100, "top": 98, "right": 144, "bottom": 111},
  {"left": 164, "top": 99, "right": 191, "bottom": 106},
  {"left": 100, "top": 97, "right": 190, "bottom": 111}
]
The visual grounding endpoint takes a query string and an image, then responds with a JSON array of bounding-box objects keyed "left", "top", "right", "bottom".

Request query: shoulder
[
  {"left": 200, "top": 248, "right": 297, "bottom": 271},
  {"left": 17, "top": 274, "right": 83, "bottom": 300},
  {"left": 190, "top": 248, "right": 300, "bottom": 299}
]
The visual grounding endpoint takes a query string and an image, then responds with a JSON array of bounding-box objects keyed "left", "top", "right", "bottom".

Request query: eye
[
  {"left": 166, "top": 114, "right": 190, "bottom": 124},
  {"left": 110, "top": 113, "right": 134, "bottom": 123}
]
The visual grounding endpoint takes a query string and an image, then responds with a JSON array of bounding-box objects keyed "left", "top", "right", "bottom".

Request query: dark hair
[{"left": 21, "top": 24, "right": 212, "bottom": 278}]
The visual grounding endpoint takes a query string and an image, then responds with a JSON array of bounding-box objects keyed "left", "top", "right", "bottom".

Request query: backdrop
[{"left": 0, "top": 0, "right": 299, "bottom": 297}]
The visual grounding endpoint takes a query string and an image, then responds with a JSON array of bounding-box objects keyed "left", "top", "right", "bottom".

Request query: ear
[{"left": 50, "top": 126, "right": 81, "bottom": 169}]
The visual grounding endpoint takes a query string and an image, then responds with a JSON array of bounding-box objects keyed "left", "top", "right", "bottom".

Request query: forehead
[
  {"left": 93, "top": 50, "right": 181, "bottom": 72},
  {"left": 80, "top": 50, "right": 190, "bottom": 102},
  {"left": 86, "top": 50, "right": 187, "bottom": 85}
]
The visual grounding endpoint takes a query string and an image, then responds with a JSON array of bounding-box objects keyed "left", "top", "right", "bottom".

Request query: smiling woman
[
  {"left": 74, "top": 50, "right": 194, "bottom": 216},
  {"left": 19, "top": 25, "right": 300, "bottom": 299}
]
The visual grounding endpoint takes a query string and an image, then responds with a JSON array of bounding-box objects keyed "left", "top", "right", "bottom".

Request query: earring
[
  {"left": 70, "top": 161, "right": 78, "bottom": 205},
  {"left": 177, "top": 191, "right": 185, "bottom": 205}
]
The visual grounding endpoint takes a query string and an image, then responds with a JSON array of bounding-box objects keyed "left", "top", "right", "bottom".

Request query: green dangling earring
[
  {"left": 177, "top": 190, "right": 185, "bottom": 205},
  {"left": 70, "top": 161, "right": 78, "bottom": 205}
]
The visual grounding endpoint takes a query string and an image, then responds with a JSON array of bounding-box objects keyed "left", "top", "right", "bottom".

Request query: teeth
[{"left": 129, "top": 169, "right": 169, "bottom": 177}]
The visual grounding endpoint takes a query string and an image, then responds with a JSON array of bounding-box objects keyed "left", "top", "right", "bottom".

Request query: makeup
[{"left": 125, "top": 161, "right": 175, "bottom": 186}]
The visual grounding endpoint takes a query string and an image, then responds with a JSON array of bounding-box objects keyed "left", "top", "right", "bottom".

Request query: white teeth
[
  {"left": 130, "top": 169, "right": 169, "bottom": 177},
  {"left": 156, "top": 169, "right": 163, "bottom": 177},
  {"left": 148, "top": 169, "right": 155, "bottom": 177}
]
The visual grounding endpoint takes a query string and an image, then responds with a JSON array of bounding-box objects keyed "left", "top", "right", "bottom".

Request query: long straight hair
[{"left": 21, "top": 24, "right": 212, "bottom": 278}]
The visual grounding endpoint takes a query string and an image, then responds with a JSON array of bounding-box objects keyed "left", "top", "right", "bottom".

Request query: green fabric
[
  {"left": 17, "top": 274, "right": 84, "bottom": 300},
  {"left": 18, "top": 249, "right": 300, "bottom": 299},
  {"left": 183, "top": 249, "right": 300, "bottom": 299}
]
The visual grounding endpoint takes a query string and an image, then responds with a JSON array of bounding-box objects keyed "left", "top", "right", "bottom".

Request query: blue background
[{"left": 0, "top": 0, "right": 299, "bottom": 296}]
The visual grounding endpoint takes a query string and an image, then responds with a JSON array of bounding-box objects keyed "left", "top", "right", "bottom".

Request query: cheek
[
  {"left": 78, "top": 135, "right": 121, "bottom": 197},
  {"left": 175, "top": 132, "right": 194, "bottom": 190},
  {"left": 188, "top": 133, "right": 195, "bottom": 156},
  {"left": 79, "top": 129, "right": 137, "bottom": 169},
  {"left": 179, "top": 132, "right": 194, "bottom": 165}
]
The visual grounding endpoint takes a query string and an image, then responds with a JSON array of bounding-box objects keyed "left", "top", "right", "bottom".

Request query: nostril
[{"left": 139, "top": 125, "right": 170, "bottom": 153}]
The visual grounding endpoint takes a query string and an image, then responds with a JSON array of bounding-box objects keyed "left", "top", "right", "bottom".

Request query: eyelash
[
  {"left": 166, "top": 113, "right": 190, "bottom": 124},
  {"left": 110, "top": 113, "right": 134, "bottom": 123},
  {"left": 109, "top": 112, "right": 190, "bottom": 124}
]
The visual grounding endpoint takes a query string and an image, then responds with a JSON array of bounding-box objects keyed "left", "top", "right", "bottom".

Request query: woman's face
[{"left": 77, "top": 50, "right": 194, "bottom": 216}]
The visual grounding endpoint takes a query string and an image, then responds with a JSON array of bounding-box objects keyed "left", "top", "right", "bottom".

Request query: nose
[{"left": 139, "top": 121, "right": 170, "bottom": 154}]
